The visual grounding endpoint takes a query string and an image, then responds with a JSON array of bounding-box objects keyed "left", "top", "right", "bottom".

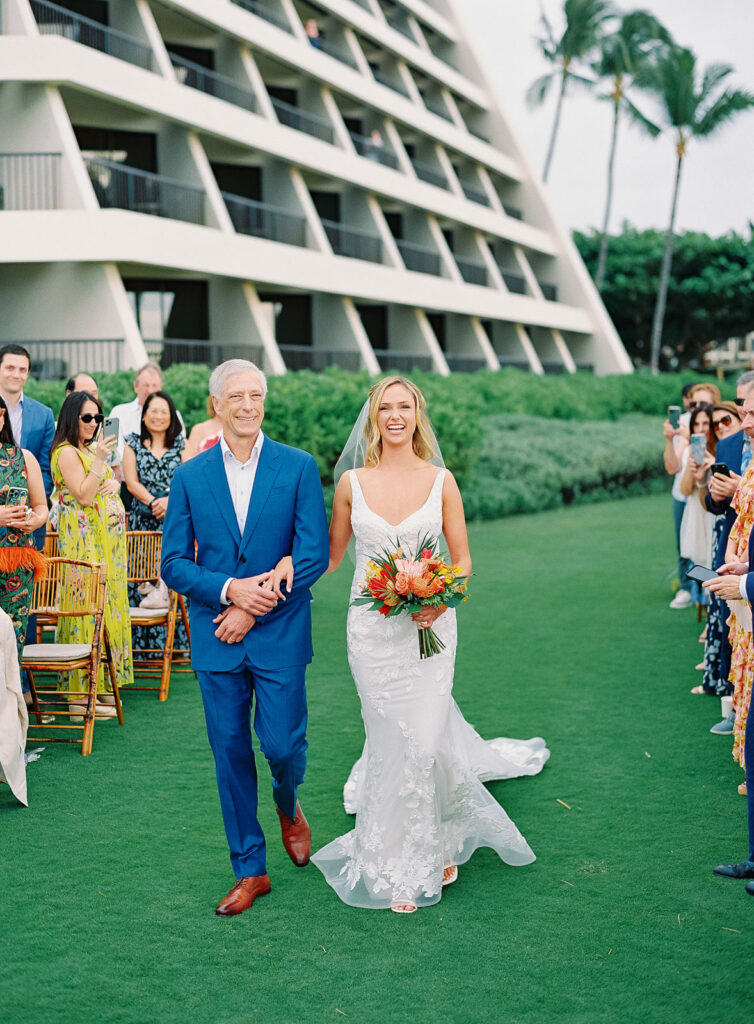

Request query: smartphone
[
  {"left": 690, "top": 433, "right": 707, "bottom": 464},
  {"left": 3, "top": 486, "right": 28, "bottom": 506},
  {"left": 103, "top": 416, "right": 119, "bottom": 440},
  {"left": 687, "top": 564, "right": 718, "bottom": 584},
  {"left": 711, "top": 462, "right": 731, "bottom": 477},
  {"left": 668, "top": 405, "right": 681, "bottom": 429}
]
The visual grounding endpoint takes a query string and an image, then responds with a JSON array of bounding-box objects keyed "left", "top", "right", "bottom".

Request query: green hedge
[{"left": 24, "top": 367, "right": 673, "bottom": 518}]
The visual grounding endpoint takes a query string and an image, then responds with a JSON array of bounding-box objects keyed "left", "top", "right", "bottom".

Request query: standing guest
[
  {"left": 183, "top": 395, "right": 222, "bottom": 460},
  {"left": 664, "top": 382, "right": 720, "bottom": 609},
  {"left": 122, "top": 391, "right": 188, "bottom": 649},
  {"left": 0, "top": 345, "right": 55, "bottom": 552},
  {"left": 704, "top": 373, "right": 754, "bottom": 727},
  {"left": 161, "top": 359, "right": 329, "bottom": 918},
  {"left": 0, "top": 396, "right": 48, "bottom": 662},
  {"left": 65, "top": 373, "right": 98, "bottom": 400},
  {"left": 51, "top": 392, "right": 133, "bottom": 717},
  {"left": 678, "top": 403, "right": 715, "bottom": 608},
  {"left": 0, "top": 606, "right": 29, "bottom": 806}
]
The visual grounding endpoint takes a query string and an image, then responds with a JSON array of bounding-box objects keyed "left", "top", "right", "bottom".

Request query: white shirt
[
  {"left": 6, "top": 392, "right": 23, "bottom": 446},
  {"left": 219, "top": 430, "right": 264, "bottom": 603}
]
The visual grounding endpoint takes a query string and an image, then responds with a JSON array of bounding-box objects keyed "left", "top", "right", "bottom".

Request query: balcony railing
[
  {"left": 278, "top": 345, "right": 362, "bottom": 371},
  {"left": 84, "top": 158, "right": 205, "bottom": 225},
  {"left": 322, "top": 219, "right": 382, "bottom": 262},
  {"left": 310, "top": 36, "right": 359, "bottom": 70},
  {"left": 503, "top": 203, "right": 523, "bottom": 220},
  {"left": 146, "top": 338, "right": 265, "bottom": 369},
  {"left": 445, "top": 354, "right": 489, "bottom": 373},
  {"left": 270, "top": 97, "right": 335, "bottom": 144},
  {"left": 499, "top": 270, "right": 527, "bottom": 294},
  {"left": 539, "top": 281, "right": 558, "bottom": 302},
  {"left": 372, "top": 68, "right": 410, "bottom": 98},
  {"left": 230, "top": 0, "right": 292, "bottom": 32},
  {"left": 169, "top": 53, "right": 257, "bottom": 112},
  {"left": 348, "top": 130, "right": 400, "bottom": 169},
  {"left": 459, "top": 179, "right": 490, "bottom": 207},
  {"left": 30, "top": 0, "right": 154, "bottom": 71},
  {"left": 223, "top": 193, "right": 307, "bottom": 247},
  {"left": 396, "top": 239, "right": 442, "bottom": 276},
  {"left": 497, "top": 357, "right": 532, "bottom": 371},
  {"left": 0, "top": 153, "right": 60, "bottom": 210},
  {"left": 373, "top": 349, "right": 434, "bottom": 373},
  {"left": 454, "top": 256, "right": 487, "bottom": 286},
  {"left": 410, "top": 158, "right": 448, "bottom": 190},
  {"left": 19, "top": 339, "right": 125, "bottom": 379}
]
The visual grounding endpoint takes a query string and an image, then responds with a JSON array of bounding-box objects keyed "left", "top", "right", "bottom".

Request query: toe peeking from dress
[
  {"left": 391, "top": 902, "right": 417, "bottom": 914},
  {"left": 442, "top": 865, "right": 458, "bottom": 887}
]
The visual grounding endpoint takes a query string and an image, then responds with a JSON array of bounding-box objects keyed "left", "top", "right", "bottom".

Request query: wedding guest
[
  {"left": 122, "top": 391, "right": 188, "bottom": 650},
  {"left": 695, "top": 401, "right": 742, "bottom": 698},
  {"left": 678, "top": 403, "right": 715, "bottom": 610},
  {"left": 183, "top": 395, "right": 222, "bottom": 460},
  {"left": 51, "top": 392, "right": 133, "bottom": 717},
  {"left": 65, "top": 373, "right": 98, "bottom": 400},
  {"left": 0, "top": 395, "right": 48, "bottom": 662},
  {"left": 0, "top": 606, "right": 29, "bottom": 806}
]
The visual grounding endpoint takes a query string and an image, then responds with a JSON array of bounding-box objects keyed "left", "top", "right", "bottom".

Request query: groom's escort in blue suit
[{"left": 161, "top": 378, "right": 329, "bottom": 908}]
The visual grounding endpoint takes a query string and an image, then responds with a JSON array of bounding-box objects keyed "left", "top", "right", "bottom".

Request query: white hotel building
[{"left": 0, "top": 0, "right": 631, "bottom": 378}]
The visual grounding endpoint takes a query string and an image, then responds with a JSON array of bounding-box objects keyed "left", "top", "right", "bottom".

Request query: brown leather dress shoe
[
  {"left": 276, "top": 802, "right": 311, "bottom": 866},
  {"left": 215, "top": 874, "right": 271, "bottom": 917}
]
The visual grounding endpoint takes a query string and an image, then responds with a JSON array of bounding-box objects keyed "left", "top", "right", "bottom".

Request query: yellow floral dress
[
  {"left": 726, "top": 460, "right": 754, "bottom": 769},
  {"left": 51, "top": 444, "right": 133, "bottom": 696}
]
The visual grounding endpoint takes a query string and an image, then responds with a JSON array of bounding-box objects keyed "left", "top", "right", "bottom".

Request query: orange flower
[
  {"left": 410, "top": 574, "right": 435, "bottom": 599},
  {"left": 394, "top": 572, "right": 410, "bottom": 596}
]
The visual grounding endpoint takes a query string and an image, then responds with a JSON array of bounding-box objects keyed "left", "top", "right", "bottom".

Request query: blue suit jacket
[
  {"left": 705, "top": 429, "right": 745, "bottom": 569},
  {"left": 161, "top": 436, "right": 329, "bottom": 672},
  {"left": 20, "top": 394, "right": 55, "bottom": 551}
]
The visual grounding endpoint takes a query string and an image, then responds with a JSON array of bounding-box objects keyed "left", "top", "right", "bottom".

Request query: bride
[{"left": 309, "top": 376, "right": 549, "bottom": 913}]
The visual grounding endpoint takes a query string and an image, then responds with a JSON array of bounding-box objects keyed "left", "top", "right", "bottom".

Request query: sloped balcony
[
  {"left": 168, "top": 53, "right": 257, "bottom": 112},
  {"left": 29, "top": 0, "right": 154, "bottom": 71},
  {"left": 84, "top": 157, "right": 205, "bottom": 225},
  {"left": 223, "top": 193, "right": 308, "bottom": 247}
]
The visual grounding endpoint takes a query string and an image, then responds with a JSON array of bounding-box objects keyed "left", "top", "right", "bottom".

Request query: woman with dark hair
[
  {"left": 679, "top": 402, "right": 716, "bottom": 612},
  {"left": 122, "top": 390, "right": 187, "bottom": 647},
  {"left": 51, "top": 391, "right": 133, "bottom": 715},
  {"left": 0, "top": 394, "right": 48, "bottom": 662}
]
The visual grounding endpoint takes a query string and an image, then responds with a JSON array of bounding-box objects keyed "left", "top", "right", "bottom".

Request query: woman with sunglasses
[
  {"left": 0, "top": 395, "right": 48, "bottom": 664},
  {"left": 50, "top": 392, "right": 134, "bottom": 717},
  {"left": 693, "top": 402, "right": 743, "bottom": 696}
]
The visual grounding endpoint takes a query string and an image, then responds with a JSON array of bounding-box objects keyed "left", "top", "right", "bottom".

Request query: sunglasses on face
[
  {"left": 713, "top": 415, "right": 735, "bottom": 430},
  {"left": 80, "top": 413, "right": 104, "bottom": 424}
]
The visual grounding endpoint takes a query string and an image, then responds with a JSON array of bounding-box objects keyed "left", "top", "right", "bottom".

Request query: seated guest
[
  {"left": 183, "top": 395, "right": 222, "bottom": 461},
  {"left": 0, "top": 396, "right": 48, "bottom": 662},
  {"left": 122, "top": 391, "right": 188, "bottom": 650},
  {"left": 0, "top": 606, "right": 29, "bottom": 806},
  {"left": 51, "top": 392, "right": 133, "bottom": 717}
]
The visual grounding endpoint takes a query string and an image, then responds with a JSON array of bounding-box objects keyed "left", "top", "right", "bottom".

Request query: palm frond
[
  {"left": 622, "top": 95, "right": 662, "bottom": 137},
  {"left": 699, "top": 62, "right": 735, "bottom": 101},
  {"left": 695, "top": 87, "right": 754, "bottom": 137},
  {"left": 526, "top": 72, "right": 556, "bottom": 108}
]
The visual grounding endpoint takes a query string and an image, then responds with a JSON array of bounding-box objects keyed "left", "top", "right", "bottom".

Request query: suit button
[{"left": 240, "top": 555, "right": 246, "bottom": 564}]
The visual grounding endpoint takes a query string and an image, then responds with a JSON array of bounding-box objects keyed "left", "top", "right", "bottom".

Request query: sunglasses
[
  {"left": 80, "top": 413, "right": 104, "bottom": 424},
  {"left": 713, "top": 415, "right": 735, "bottom": 430}
]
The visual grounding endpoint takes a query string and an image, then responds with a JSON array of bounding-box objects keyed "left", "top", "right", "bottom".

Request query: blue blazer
[
  {"left": 161, "top": 436, "right": 329, "bottom": 672},
  {"left": 20, "top": 394, "right": 55, "bottom": 551},
  {"left": 705, "top": 429, "right": 745, "bottom": 569}
]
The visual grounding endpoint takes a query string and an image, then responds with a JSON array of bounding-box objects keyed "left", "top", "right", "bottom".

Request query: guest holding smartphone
[
  {"left": 0, "top": 395, "right": 48, "bottom": 663},
  {"left": 678, "top": 403, "right": 716, "bottom": 613},
  {"left": 51, "top": 392, "right": 133, "bottom": 716}
]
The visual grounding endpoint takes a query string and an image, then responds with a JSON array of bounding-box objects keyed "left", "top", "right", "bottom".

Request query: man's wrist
[{"left": 221, "top": 578, "right": 235, "bottom": 605}]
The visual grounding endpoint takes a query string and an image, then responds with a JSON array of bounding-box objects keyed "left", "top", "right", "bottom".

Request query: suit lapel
[
  {"left": 240, "top": 436, "right": 281, "bottom": 554},
  {"left": 205, "top": 443, "right": 241, "bottom": 543}
]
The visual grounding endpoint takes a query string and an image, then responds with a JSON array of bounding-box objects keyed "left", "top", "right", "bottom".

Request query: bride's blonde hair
[{"left": 363, "top": 376, "right": 436, "bottom": 468}]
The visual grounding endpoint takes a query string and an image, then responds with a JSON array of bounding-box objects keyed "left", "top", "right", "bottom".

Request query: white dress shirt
[
  {"left": 219, "top": 430, "right": 264, "bottom": 604},
  {"left": 6, "top": 392, "right": 23, "bottom": 446}
]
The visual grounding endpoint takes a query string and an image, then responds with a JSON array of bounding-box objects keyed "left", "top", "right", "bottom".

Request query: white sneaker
[{"left": 669, "top": 590, "right": 693, "bottom": 609}]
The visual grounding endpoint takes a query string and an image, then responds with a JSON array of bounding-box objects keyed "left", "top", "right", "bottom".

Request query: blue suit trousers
[{"left": 196, "top": 659, "right": 308, "bottom": 878}]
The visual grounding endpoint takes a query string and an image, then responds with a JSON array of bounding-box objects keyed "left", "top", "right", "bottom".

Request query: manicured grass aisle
[{"left": 2, "top": 494, "right": 750, "bottom": 1024}]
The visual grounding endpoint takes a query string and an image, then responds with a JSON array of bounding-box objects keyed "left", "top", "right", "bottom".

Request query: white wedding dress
[{"left": 311, "top": 470, "right": 550, "bottom": 909}]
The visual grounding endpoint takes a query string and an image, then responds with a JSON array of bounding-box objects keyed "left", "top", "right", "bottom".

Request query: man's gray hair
[
  {"left": 737, "top": 369, "right": 754, "bottom": 390},
  {"left": 209, "top": 359, "right": 268, "bottom": 399},
  {"left": 135, "top": 361, "right": 163, "bottom": 383}
]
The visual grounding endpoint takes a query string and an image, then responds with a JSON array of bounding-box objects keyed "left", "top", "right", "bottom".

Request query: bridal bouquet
[{"left": 352, "top": 532, "right": 470, "bottom": 659}]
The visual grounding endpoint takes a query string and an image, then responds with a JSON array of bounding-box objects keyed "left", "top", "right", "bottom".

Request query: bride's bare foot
[
  {"left": 442, "top": 865, "right": 458, "bottom": 886},
  {"left": 390, "top": 902, "right": 417, "bottom": 914}
]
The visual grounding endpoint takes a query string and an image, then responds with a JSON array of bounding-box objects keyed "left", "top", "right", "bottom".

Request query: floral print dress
[
  {"left": 52, "top": 444, "right": 133, "bottom": 696},
  {"left": 726, "top": 460, "right": 754, "bottom": 768},
  {"left": 0, "top": 443, "right": 46, "bottom": 662},
  {"left": 125, "top": 432, "right": 188, "bottom": 655}
]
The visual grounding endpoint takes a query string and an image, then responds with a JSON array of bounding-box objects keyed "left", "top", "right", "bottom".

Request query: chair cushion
[
  {"left": 23, "top": 643, "right": 92, "bottom": 660},
  {"left": 129, "top": 605, "right": 169, "bottom": 619}
]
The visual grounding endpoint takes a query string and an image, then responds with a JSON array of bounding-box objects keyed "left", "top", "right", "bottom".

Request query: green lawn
[{"left": 2, "top": 494, "right": 750, "bottom": 1024}]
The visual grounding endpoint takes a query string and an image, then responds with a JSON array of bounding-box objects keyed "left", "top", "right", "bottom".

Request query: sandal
[
  {"left": 739, "top": 782, "right": 748, "bottom": 796},
  {"left": 690, "top": 685, "right": 710, "bottom": 694},
  {"left": 442, "top": 865, "right": 458, "bottom": 887}
]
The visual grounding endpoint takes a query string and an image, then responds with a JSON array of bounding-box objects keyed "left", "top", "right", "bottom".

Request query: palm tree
[
  {"left": 592, "top": 11, "right": 671, "bottom": 291},
  {"left": 637, "top": 47, "right": 754, "bottom": 373},
  {"left": 527, "top": 0, "right": 614, "bottom": 182}
]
